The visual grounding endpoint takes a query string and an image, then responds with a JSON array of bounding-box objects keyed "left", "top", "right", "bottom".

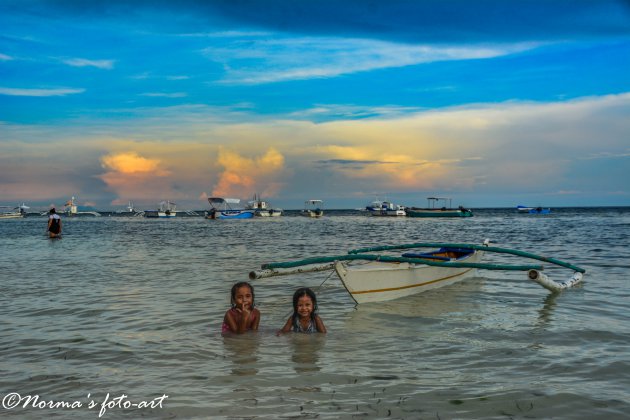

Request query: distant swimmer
[{"left": 47, "top": 208, "right": 62, "bottom": 238}]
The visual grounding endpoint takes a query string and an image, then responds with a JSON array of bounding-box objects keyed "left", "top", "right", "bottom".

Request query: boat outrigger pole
[
  {"left": 249, "top": 241, "right": 586, "bottom": 294},
  {"left": 348, "top": 242, "right": 586, "bottom": 274}
]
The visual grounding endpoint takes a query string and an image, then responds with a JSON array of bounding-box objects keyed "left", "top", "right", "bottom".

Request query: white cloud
[
  {"left": 0, "top": 53, "right": 13, "bottom": 61},
  {"left": 0, "top": 87, "right": 85, "bottom": 96},
  {"left": 63, "top": 58, "right": 115, "bottom": 69},
  {"left": 140, "top": 92, "right": 188, "bottom": 98},
  {"left": 203, "top": 36, "right": 540, "bottom": 84}
]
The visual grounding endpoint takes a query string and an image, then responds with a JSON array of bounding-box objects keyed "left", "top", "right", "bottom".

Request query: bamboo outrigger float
[{"left": 249, "top": 239, "right": 586, "bottom": 304}]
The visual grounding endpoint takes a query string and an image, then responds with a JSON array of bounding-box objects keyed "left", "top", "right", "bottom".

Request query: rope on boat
[{"left": 347, "top": 242, "right": 586, "bottom": 273}]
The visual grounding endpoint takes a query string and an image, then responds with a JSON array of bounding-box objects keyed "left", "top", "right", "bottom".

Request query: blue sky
[{"left": 1, "top": 0, "right": 629, "bottom": 210}]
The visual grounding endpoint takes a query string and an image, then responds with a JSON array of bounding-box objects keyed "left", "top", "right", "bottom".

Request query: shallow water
[{"left": 1, "top": 208, "right": 629, "bottom": 419}]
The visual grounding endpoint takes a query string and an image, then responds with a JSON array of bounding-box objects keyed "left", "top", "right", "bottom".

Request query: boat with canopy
[
  {"left": 206, "top": 197, "right": 254, "bottom": 219},
  {"left": 406, "top": 197, "right": 473, "bottom": 218}
]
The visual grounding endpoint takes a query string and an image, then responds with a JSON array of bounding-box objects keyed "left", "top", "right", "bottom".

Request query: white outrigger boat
[
  {"left": 249, "top": 239, "right": 586, "bottom": 304},
  {"left": 301, "top": 199, "right": 324, "bottom": 218},
  {"left": 246, "top": 194, "right": 283, "bottom": 217},
  {"left": 0, "top": 204, "right": 28, "bottom": 219}
]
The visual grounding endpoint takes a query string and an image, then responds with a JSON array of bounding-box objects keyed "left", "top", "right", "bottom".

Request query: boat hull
[
  {"left": 301, "top": 210, "right": 324, "bottom": 218},
  {"left": 0, "top": 213, "right": 23, "bottom": 219},
  {"left": 334, "top": 250, "right": 483, "bottom": 303},
  {"left": 255, "top": 209, "right": 282, "bottom": 217},
  {"left": 368, "top": 209, "right": 406, "bottom": 217},
  {"left": 207, "top": 210, "right": 254, "bottom": 219},
  {"left": 406, "top": 209, "right": 473, "bottom": 217}
]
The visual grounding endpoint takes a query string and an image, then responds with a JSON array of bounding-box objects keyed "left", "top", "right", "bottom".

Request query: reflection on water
[
  {"left": 536, "top": 292, "right": 559, "bottom": 328},
  {"left": 2, "top": 210, "right": 630, "bottom": 419},
  {"left": 223, "top": 333, "right": 260, "bottom": 376},
  {"left": 288, "top": 333, "right": 325, "bottom": 374},
  {"left": 343, "top": 275, "right": 484, "bottom": 335}
]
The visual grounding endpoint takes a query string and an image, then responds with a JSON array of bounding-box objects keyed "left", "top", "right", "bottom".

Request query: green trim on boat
[
  {"left": 261, "top": 253, "right": 543, "bottom": 271},
  {"left": 347, "top": 242, "right": 586, "bottom": 273}
]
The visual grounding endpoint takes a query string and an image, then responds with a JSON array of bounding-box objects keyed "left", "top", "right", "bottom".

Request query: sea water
[{"left": 1, "top": 208, "right": 629, "bottom": 419}]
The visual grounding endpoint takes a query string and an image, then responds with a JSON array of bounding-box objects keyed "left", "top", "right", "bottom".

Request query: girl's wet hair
[
  {"left": 292, "top": 287, "right": 318, "bottom": 318},
  {"left": 230, "top": 281, "right": 255, "bottom": 307}
]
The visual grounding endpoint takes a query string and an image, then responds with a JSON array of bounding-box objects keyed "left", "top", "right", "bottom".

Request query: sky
[{"left": 1, "top": 0, "right": 629, "bottom": 210}]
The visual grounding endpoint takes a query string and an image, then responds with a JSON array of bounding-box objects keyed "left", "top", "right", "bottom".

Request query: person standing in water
[{"left": 47, "top": 208, "right": 62, "bottom": 238}]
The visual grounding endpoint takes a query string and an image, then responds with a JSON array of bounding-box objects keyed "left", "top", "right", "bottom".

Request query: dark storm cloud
[{"left": 5, "top": 0, "right": 630, "bottom": 42}]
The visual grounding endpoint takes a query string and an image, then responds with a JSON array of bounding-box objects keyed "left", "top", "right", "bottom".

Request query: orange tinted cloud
[
  {"left": 99, "top": 151, "right": 173, "bottom": 205},
  {"left": 211, "top": 147, "right": 285, "bottom": 197},
  {"left": 100, "top": 152, "right": 165, "bottom": 175}
]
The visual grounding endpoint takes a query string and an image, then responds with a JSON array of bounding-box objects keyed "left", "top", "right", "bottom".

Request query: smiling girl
[{"left": 279, "top": 287, "right": 326, "bottom": 334}]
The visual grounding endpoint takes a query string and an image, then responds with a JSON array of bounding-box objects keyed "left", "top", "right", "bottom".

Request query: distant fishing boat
[
  {"left": 516, "top": 205, "right": 551, "bottom": 214},
  {"left": 206, "top": 197, "right": 254, "bottom": 220},
  {"left": 245, "top": 194, "right": 283, "bottom": 217},
  {"left": 64, "top": 197, "right": 101, "bottom": 217},
  {"left": 114, "top": 201, "right": 142, "bottom": 217},
  {"left": 365, "top": 199, "right": 406, "bottom": 217},
  {"left": 250, "top": 239, "right": 586, "bottom": 304},
  {"left": 301, "top": 199, "right": 324, "bottom": 218},
  {"left": 0, "top": 203, "right": 28, "bottom": 219},
  {"left": 406, "top": 197, "right": 473, "bottom": 218},
  {"left": 144, "top": 200, "right": 177, "bottom": 218}
]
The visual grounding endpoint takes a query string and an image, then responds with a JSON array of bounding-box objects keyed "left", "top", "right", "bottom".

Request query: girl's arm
[
  {"left": 277, "top": 316, "right": 293, "bottom": 335},
  {"left": 224, "top": 305, "right": 252, "bottom": 334},
  {"left": 251, "top": 308, "right": 260, "bottom": 331},
  {"left": 224, "top": 310, "right": 239, "bottom": 333},
  {"left": 314, "top": 315, "right": 327, "bottom": 333}
]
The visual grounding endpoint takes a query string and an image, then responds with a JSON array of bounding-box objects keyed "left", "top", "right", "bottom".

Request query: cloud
[
  {"left": 100, "top": 152, "right": 165, "bottom": 175},
  {"left": 1, "top": 92, "right": 628, "bottom": 207},
  {"left": 0, "top": 87, "right": 85, "bottom": 96},
  {"left": 98, "top": 152, "right": 174, "bottom": 205},
  {"left": 0, "top": 53, "right": 12, "bottom": 61},
  {"left": 205, "top": 36, "right": 538, "bottom": 84},
  {"left": 140, "top": 92, "right": 188, "bottom": 98},
  {"left": 211, "top": 147, "right": 286, "bottom": 198},
  {"left": 63, "top": 58, "right": 115, "bottom": 69}
]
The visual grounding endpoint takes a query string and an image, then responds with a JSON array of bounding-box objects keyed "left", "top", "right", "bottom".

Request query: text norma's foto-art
[{"left": 2, "top": 392, "right": 168, "bottom": 417}]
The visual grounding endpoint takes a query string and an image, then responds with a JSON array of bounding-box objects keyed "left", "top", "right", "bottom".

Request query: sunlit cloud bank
[
  {"left": 210, "top": 147, "right": 286, "bottom": 199},
  {"left": 1, "top": 92, "right": 628, "bottom": 208}
]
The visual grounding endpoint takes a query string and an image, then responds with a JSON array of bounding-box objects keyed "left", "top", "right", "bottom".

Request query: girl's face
[
  {"left": 296, "top": 295, "right": 314, "bottom": 318},
  {"left": 233, "top": 286, "right": 253, "bottom": 308}
]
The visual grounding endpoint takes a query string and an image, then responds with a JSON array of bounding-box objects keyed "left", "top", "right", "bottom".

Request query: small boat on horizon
[
  {"left": 206, "top": 197, "right": 254, "bottom": 220},
  {"left": 113, "top": 201, "right": 143, "bottom": 217},
  {"left": 144, "top": 200, "right": 177, "bottom": 218},
  {"left": 64, "top": 197, "right": 101, "bottom": 217},
  {"left": 0, "top": 203, "right": 28, "bottom": 219},
  {"left": 406, "top": 197, "right": 473, "bottom": 218},
  {"left": 516, "top": 205, "right": 551, "bottom": 214},
  {"left": 365, "top": 199, "right": 406, "bottom": 217},
  {"left": 301, "top": 199, "right": 324, "bottom": 218},
  {"left": 245, "top": 194, "right": 283, "bottom": 217}
]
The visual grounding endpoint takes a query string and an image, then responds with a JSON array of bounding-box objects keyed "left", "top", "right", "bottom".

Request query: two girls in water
[{"left": 222, "top": 282, "right": 326, "bottom": 334}]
